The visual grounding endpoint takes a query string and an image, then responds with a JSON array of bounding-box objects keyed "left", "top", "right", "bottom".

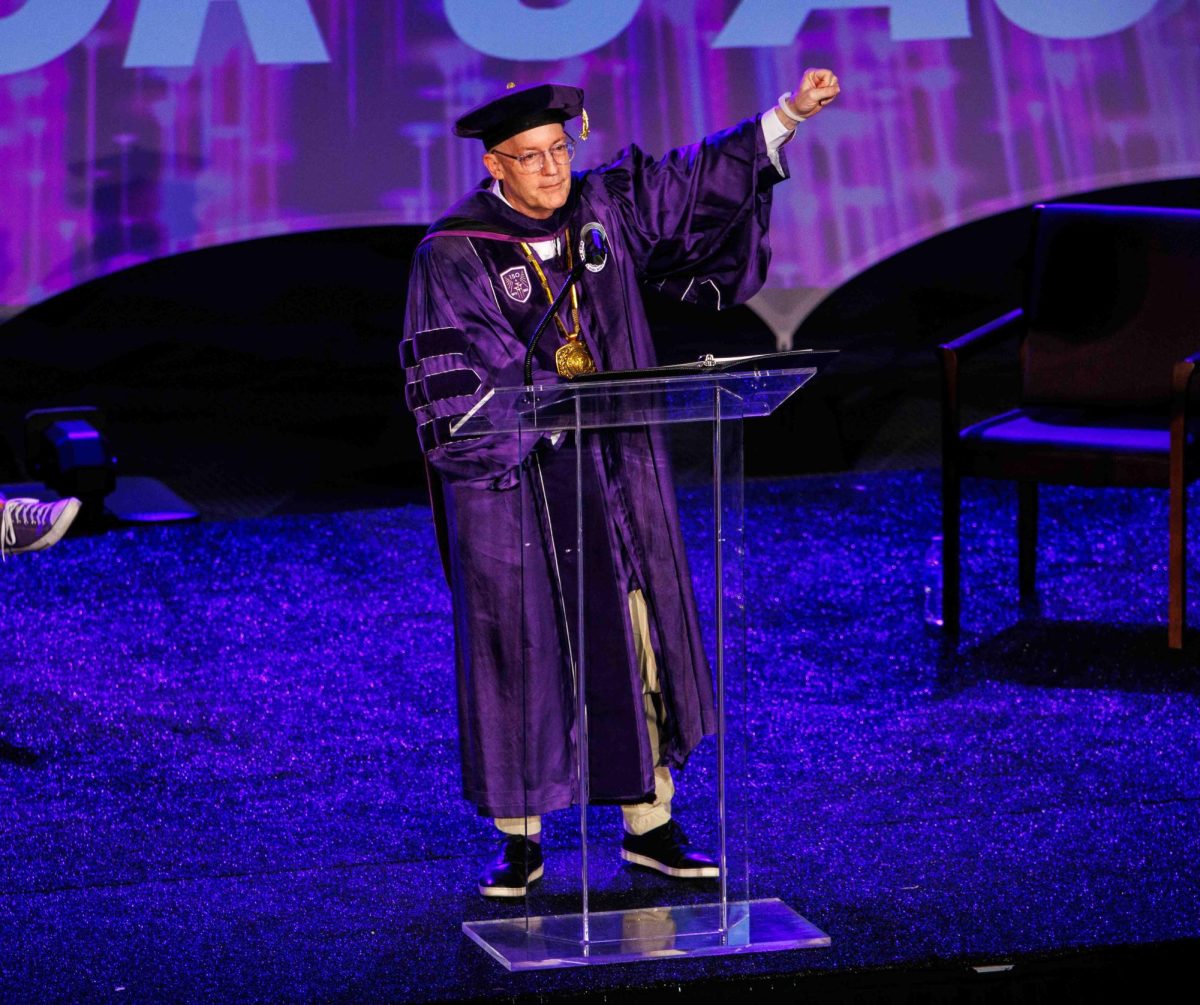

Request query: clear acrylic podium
[{"left": 453, "top": 367, "right": 831, "bottom": 969}]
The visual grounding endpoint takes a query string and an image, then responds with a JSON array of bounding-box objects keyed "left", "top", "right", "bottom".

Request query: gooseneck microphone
[
  {"left": 522, "top": 228, "right": 609, "bottom": 386},
  {"left": 580, "top": 224, "right": 608, "bottom": 271}
]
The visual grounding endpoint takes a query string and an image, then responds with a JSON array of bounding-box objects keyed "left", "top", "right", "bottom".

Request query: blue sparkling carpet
[{"left": 2, "top": 470, "right": 1198, "bottom": 1003}]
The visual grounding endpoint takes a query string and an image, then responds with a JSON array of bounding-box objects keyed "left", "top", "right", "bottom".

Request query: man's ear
[{"left": 483, "top": 153, "right": 503, "bottom": 182}]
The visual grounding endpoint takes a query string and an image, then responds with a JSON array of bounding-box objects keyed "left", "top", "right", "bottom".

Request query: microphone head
[{"left": 579, "top": 222, "right": 609, "bottom": 271}]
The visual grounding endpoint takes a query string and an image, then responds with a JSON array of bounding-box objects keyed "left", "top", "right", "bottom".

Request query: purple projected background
[{"left": 1, "top": 0, "right": 1199, "bottom": 312}]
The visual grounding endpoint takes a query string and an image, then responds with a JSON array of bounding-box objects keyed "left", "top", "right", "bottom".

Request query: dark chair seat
[
  {"left": 939, "top": 203, "right": 1200, "bottom": 649},
  {"left": 959, "top": 406, "right": 1200, "bottom": 486}
]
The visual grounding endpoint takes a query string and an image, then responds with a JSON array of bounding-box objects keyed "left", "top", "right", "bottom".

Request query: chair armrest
[
  {"left": 1170, "top": 352, "right": 1200, "bottom": 483},
  {"left": 938, "top": 309, "right": 1025, "bottom": 446},
  {"left": 1171, "top": 351, "right": 1200, "bottom": 398},
  {"left": 938, "top": 308, "right": 1025, "bottom": 358},
  {"left": 1170, "top": 351, "right": 1200, "bottom": 441}
]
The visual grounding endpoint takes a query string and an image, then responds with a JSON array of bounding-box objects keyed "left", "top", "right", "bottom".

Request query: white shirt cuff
[{"left": 761, "top": 107, "right": 797, "bottom": 177}]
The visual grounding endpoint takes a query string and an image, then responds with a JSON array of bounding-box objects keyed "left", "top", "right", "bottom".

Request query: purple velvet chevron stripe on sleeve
[{"left": 401, "top": 325, "right": 486, "bottom": 455}]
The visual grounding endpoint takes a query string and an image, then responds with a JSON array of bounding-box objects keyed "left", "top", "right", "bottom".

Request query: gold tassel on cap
[{"left": 579, "top": 107, "right": 590, "bottom": 140}]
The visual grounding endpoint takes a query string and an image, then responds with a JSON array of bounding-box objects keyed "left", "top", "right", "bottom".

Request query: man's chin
[{"left": 542, "top": 180, "right": 570, "bottom": 207}]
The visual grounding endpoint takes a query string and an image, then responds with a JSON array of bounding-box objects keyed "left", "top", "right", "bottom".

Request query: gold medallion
[
  {"left": 556, "top": 338, "right": 596, "bottom": 378},
  {"left": 520, "top": 229, "right": 598, "bottom": 379}
]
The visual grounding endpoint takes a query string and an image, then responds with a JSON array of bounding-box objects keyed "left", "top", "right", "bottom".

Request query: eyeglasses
[{"left": 490, "top": 137, "right": 576, "bottom": 174}]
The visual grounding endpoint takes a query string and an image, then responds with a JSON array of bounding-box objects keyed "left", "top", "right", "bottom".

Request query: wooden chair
[{"left": 939, "top": 203, "right": 1200, "bottom": 648}]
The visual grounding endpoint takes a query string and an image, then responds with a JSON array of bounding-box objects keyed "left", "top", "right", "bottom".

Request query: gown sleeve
[
  {"left": 596, "top": 114, "right": 787, "bottom": 309},
  {"left": 400, "top": 237, "right": 536, "bottom": 488}
]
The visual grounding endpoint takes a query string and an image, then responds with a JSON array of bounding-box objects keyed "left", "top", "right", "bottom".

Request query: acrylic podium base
[{"left": 462, "top": 898, "right": 830, "bottom": 970}]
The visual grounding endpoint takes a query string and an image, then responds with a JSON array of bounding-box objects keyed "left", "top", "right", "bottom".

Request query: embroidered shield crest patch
[{"left": 500, "top": 266, "right": 532, "bottom": 303}]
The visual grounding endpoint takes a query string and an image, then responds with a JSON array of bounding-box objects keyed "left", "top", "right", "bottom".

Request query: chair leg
[
  {"left": 1168, "top": 476, "right": 1186, "bottom": 650},
  {"left": 942, "top": 465, "right": 961, "bottom": 634},
  {"left": 1017, "top": 481, "right": 1039, "bottom": 615}
]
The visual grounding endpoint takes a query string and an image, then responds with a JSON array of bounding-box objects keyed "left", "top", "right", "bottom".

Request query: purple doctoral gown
[{"left": 401, "top": 116, "right": 787, "bottom": 818}]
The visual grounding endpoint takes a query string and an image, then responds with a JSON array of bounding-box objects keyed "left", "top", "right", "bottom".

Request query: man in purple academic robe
[{"left": 402, "top": 73, "right": 839, "bottom": 896}]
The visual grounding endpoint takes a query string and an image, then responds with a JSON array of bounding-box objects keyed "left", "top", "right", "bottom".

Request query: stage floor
[{"left": 2, "top": 470, "right": 1198, "bottom": 1003}]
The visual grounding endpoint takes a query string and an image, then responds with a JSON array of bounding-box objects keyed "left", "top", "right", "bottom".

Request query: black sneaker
[
  {"left": 621, "top": 819, "right": 719, "bottom": 878},
  {"left": 478, "top": 835, "right": 544, "bottom": 897}
]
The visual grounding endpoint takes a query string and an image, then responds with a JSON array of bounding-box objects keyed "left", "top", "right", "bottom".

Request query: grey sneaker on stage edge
[{"left": 0, "top": 497, "right": 82, "bottom": 557}]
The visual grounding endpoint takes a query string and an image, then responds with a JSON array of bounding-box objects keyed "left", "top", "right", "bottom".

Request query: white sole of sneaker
[
  {"left": 478, "top": 863, "right": 544, "bottom": 897},
  {"left": 620, "top": 849, "right": 719, "bottom": 878}
]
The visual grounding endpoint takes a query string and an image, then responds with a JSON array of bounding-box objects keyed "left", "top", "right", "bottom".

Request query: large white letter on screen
[
  {"left": 992, "top": 0, "right": 1159, "bottom": 40},
  {"left": 444, "top": 0, "right": 643, "bottom": 60},
  {"left": 714, "top": 0, "right": 971, "bottom": 45},
  {"left": 125, "top": 0, "right": 330, "bottom": 68},
  {"left": 0, "top": 0, "right": 111, "bottom": 74}
]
